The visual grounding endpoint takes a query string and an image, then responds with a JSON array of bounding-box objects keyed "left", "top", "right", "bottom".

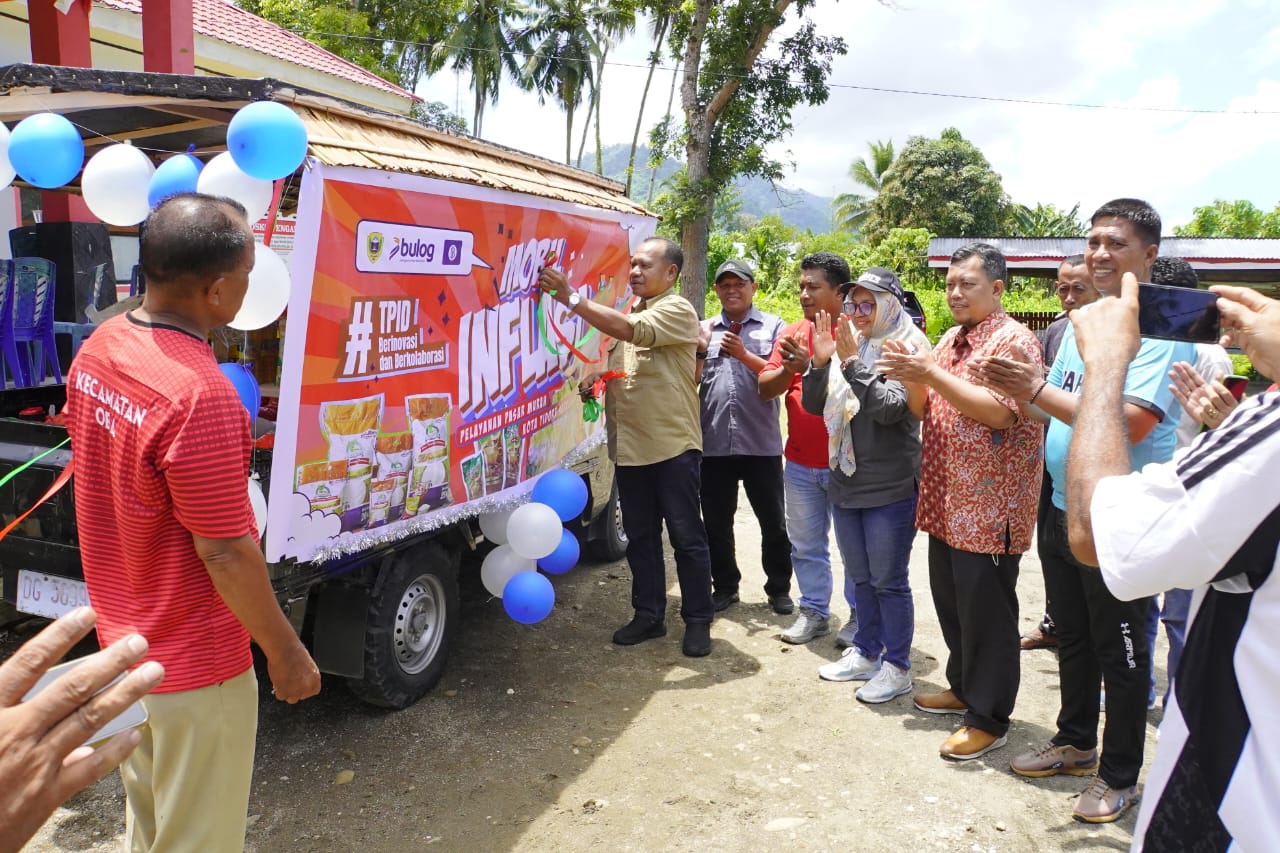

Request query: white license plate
[{"left": 16, "top": 570, "right": 91, "bottom": 619}]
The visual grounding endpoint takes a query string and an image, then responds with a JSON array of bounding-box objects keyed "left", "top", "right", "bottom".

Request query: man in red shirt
[
  {"left": 878, "top": 242, "right": 1043, "bottom": 761},
  {"left": 760, "top": 252, "right": 854, "bottom": 644},
  {"left": 66, "top": 193, "right": 320, "bottom": 851}
]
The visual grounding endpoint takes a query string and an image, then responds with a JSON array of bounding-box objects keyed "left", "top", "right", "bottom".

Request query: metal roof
[{"left": 928, "top": 237, "right": 1280, "bottom": 284}]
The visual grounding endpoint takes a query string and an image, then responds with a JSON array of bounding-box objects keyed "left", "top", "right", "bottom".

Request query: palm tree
[
  {"left": 427, "top": 0, "right": 524, "bottom": 137},
  {"left": 514, "top": 0, "right": 599, "bottom": 165},
  {"left": 1005, "top": 202, "right": 1086, "bottom": 237},
  {"left": 625, "top": 0, "right": 678, "bottom": 193},
  {"left": 574, "top": 0, "right": 636, "bottom": 172},
  {"left": 832, "top": 139, "right": 894, "bottom": 235}
]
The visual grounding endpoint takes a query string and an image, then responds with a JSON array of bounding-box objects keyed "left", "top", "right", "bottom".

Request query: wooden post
[
  {"left": 28, "top": 0, "right": 94, "bottom": 222},
  {"left": 143, "top": 0, "right": 196, "bottom": 74}
]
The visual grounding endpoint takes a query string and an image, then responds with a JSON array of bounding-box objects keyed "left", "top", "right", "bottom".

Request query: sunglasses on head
[{"left": 842, "top": 300, "right": 875, "bottom": 317}]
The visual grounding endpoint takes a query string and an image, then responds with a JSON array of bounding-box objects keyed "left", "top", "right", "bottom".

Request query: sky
[{"left": 414, "top": 0, "right": 1280, "bottom": 232}]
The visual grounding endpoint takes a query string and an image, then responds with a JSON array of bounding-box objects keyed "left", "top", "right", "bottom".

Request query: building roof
[
  {"left": 93, "top": 0, "right": 417, "bottom": 103},
  {"left": 928, "top": 236, "right": 1280, "bottom": 284}
]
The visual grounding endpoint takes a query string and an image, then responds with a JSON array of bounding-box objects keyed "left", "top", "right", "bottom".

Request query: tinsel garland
[{"left": 304, "top": 429, "right": 608, "bottom": 563}]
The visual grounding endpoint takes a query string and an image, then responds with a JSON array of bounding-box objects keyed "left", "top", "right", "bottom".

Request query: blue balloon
[
  {"left": 227, "top": 102, "right": 308, "bottom": 181},
  {"left": 9, "top": 113, "right": 84, "bottom": 189},
  {"left": 148, "top": 154, "right": 203, "bottom": 208},
  {"left": 219, "top": 362, "right": 261, "bottom": 422},
  {"left": 531, "top": 469, "right": 589, "bottom": 523},
  {"left": 502, "top": 572, "right": 555, "bottom": 624},
  {"left": 537, "top": 529, "right": 580, "bottom": 575}
]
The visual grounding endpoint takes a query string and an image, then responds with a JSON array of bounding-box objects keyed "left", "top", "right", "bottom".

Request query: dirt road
[{"left": 12, "top": 499, "right": 1162, "bottom": 852}]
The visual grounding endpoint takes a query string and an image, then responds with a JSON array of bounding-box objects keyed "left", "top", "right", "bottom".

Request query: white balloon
[
  {"left": 478, "top": 510, "right": 513, "bottom": 545},
  {"left": 0, "top": 124, "right": 14, "bottom": 191},
  {"left": 480, "top": 544, "right": 535, "bottom": 598},
  {"left": 506, "top": 502, "right": 564, "bottom": 560},
  {"left": 248, "top": 476, "right": 267, "bottom": 539},
  {"left": 197, "top": 151, "right": 274, "bottom": 224},
  {"left": 81, "top": 144, "right": 155, "bottom": 226},
  {"left": 229, "top": 242, "right": 290, "bottom": 331}
]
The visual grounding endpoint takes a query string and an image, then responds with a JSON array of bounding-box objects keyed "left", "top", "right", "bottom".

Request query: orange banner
[{"left": 265, "top": 165, "right": 655, "bottom": 563}]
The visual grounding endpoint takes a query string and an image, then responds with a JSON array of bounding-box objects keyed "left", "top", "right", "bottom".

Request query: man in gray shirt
[{"left": 698, "top": 260, "right": 794, "bottom": 615}]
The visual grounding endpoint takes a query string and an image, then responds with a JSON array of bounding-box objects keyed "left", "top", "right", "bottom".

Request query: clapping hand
[
  {"left": 811, "top": 312, "right": 837, "bottom": 367},
  {"left": 778, "top": 334, "right": 810, "bottom": 375},
  {"left": 835, "top": 316, "right": 860, "bottom": 363},
  {"left": 1169, "top": 361, "right": 1240, "bottom": 430},
  {"left": 969, "top": 345, "right": 1041, "bottom": 402},
  {"left": 876, "top": 338, "right": 935, "bottom": 383}
]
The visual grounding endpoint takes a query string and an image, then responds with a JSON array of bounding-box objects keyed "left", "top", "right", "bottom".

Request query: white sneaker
[
  {"left": 781, "top": 608, "right": 831, "bottom": 645},
  {"left": 834, "top": 616, "right": 858, "bottom": 649},
  {"left": 818, "top": 647, "right": 881, "bottom": 682},
  {"left": 856, "top": 661, "right": 913, "bottom": 704}
]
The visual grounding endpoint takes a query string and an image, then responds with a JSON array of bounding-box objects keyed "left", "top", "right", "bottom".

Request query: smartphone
[
  {"left": 1137, "top": 282, "right": 1220, "bottom": 343},
  {"left": 1223, "top": 375, "right": 1249, "bottom": 401},
  {"left": 22, "top": 657, "right": 149, "bottom": 746}
]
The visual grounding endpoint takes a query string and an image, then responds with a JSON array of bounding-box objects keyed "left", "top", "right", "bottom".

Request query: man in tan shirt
[{"left": 539, "top": 236, "right": 714, "bottom": 657}]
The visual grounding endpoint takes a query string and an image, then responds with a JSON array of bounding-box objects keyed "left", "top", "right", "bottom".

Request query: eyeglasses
[{"left": 842, "top": 300, "right": 875, "bottom": 317}]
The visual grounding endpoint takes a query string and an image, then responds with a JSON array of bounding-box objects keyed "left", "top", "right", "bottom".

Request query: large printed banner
[{"left": 266, "top": 163, "right": 656, "bottom": 563}]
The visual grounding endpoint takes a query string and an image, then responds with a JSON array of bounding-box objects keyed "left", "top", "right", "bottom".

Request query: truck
[{"left": 0, "top": 63, "right": 650, "bottom": 709}]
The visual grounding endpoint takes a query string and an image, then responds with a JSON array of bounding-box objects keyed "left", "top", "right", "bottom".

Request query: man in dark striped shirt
[{"left": 1066, "top": 273, "right": 1280, "bottom": 851}]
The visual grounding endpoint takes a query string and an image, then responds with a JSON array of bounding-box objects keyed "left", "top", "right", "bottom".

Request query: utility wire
[{"left": 296, "top": 29, "right": 1280, "bottom": 116}]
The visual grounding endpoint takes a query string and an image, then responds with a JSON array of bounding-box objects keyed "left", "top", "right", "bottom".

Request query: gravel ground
[{"left": 8, "top": 491, "right": 1164, "bottom": 853}]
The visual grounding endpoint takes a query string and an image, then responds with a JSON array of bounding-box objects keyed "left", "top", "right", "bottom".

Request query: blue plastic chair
[
  {"left": 0, "top": 260, "right": 27, "bottom": 387},
  {"left": 12, "top": 257, "right": 61, "bottom": 385},
  {"left": 129, "top": 263, "right": 145, "bottom": 297},
  {"left": 53, "top": 261, "right": 111, "bottom": 358}
]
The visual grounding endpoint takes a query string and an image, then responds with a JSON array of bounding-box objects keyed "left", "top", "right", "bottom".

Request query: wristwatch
[{"left": 567, "top": 291, "right": 582, "bottom": 310}]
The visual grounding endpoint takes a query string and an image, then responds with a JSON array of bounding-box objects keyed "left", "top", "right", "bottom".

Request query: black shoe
[
  {"left": 612, "top": 615, "right": 667, "bottom": 646},
  {"left": 768, "top": 595, "right": 795, "bottom": 615},
  {"left": 682, "top": 622, "right": 711, "bottom": 657},
  {"left": 712, "top": 589, "right": 740, "bottom": 612}
]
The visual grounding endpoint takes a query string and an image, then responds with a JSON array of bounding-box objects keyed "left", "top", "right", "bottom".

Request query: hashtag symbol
[{"left": 343, "top": 300, "right": 374, "bottom": 375}]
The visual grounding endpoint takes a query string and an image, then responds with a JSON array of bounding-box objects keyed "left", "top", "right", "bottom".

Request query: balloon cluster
[
  {"left": 3, "top": 103, "right": 307, "bottom": 229},
  {"left": 477, "top": 470, "right": 589, "bottom": 624}
]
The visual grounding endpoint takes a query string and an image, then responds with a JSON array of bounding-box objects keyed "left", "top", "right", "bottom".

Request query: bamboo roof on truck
[{"left": 0, "top": 63, "right": 651, "bottom": 217}]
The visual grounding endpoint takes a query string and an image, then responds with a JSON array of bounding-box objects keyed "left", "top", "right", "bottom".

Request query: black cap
[
  {"left": 714, "top": 259, "right": 755, "bottom": 283},
  {"left": 844, "top": 267, "right": 904, "bottom": 300}
]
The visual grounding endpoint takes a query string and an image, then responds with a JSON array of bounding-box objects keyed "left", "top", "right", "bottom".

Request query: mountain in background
[{"left": 586, "top": 145, "right": 834, "bottom": 233}]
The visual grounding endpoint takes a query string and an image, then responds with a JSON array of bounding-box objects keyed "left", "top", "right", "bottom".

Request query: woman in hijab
[{"left": 801, "top": 267, "right": 931, "bottom": 704}]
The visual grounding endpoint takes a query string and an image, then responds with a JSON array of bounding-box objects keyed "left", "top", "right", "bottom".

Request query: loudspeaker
[{"left": 10, "top": 222, "right": 117, "bottom": 370}]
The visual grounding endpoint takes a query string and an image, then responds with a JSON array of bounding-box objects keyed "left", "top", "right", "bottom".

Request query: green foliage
[
  {"left": 1230, "top": 353, "right": 1258, "bottom": 380},
  {"left": 911, "top": 288, "right": 953, "bottom": 343},
  {"left": 1173, "top": 199, "right": 1280, "bottom": 238},
  {"left": 704, "top": 284, "right": 803, "bottom": 324},
  {"left": 425, "top": 0, "right": 524, "bottom": 136},
  {"left": 243, "top": 0, "right": 397, "bottom": 83},
  {"left": 1004, "top": 202, "right": 1086, "bottom": 237},
  {"left": 732, "top": 215, "right": 798, "bottom": 292},
  {"left": 864, "top": 128, "right": 1007, "bottom": 246},
  {"left": 845, "top": 227, "right": 935, "bottom": 289},
  {"left": 410, "top": 101, "right": 469, "bottom": 135},
  {"left": 832, "top": 139, "right": 894, "bottom": 235}
]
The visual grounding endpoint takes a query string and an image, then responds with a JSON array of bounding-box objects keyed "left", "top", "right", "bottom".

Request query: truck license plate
[{"left": 16, "top": 571, "right": 91, "bottom": 619}]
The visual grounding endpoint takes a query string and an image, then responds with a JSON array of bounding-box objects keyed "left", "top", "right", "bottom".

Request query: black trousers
[
  {"left": 1040, "top": 504, "right": 1151, "bottom": 789},
  {"left": 700, "top": 454, "right": 793, "bottom": 598},
  {"left": 615, "top": 450, "right": 714, "bottom": 624},
  {"left": 928, "top": 536, "right": 1021, "bottom": 737},
  {"left": 1035, "top": 467, "right": 1057, "bottom": 631}
]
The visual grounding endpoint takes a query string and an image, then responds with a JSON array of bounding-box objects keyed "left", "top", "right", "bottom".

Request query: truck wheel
[
  {"left": 346, "top": 541, "right": 459, "bottom": 709},
  {"left": 588, "top": 480, "right": 628, "bottom": 562}
]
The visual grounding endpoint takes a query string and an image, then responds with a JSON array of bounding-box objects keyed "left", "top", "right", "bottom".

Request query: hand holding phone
[{"left": 1138, "top": 282, "right": 1220, "bottom": 343}]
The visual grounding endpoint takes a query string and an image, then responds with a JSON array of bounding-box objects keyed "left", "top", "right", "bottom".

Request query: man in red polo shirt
[
  {"left": 760, "top": 252, "right": 855, "bottom": 644},
  {"left": 66, "top": 193, "right": 320, "bottom": 851}
]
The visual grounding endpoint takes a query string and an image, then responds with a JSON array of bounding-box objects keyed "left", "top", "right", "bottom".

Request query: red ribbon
[{"left": 0, "top": 460, "right": 73, "bottom": 544}]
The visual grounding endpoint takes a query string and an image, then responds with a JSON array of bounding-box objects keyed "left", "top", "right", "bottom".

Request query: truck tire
[
  {"left": 588, "top": 480, "right": 628, "bottom": 562},
  {"left": 346, "top": 540, "right": 460, "bottom": 709}
]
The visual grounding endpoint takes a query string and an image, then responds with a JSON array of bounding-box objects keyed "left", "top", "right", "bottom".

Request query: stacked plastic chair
[
  {"left": 12, "top": 257, "right": 60, "bottom": 385},
  {"left": 0, "top": 259, "right": 26, "bottom": 387}
]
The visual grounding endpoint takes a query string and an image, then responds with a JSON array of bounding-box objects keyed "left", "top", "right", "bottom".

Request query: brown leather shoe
[
  {"left": 913, "top": 689, "right": 968, "bottom": 715},
  {"left": 940, "top": 726, "right": 1008, "bottom": 761},
  {"left": 1020, "top": 625, "right": 1058, "bottom": 651}
]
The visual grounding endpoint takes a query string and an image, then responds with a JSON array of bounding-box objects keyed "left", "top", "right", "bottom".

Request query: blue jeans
[
  {"left": 783, "top": 461, "right": 846, "bottom": 619},
  {"left": 831, "top": 495, "right": 918, "bottom": 670},
  {"left": 1146, "top": 589, "right": 1191, "bottom": 708}
]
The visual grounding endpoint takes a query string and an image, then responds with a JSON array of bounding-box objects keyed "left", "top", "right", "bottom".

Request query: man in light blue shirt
[{"left": 698, "top": 259, "right": 794, "bottom": 615}]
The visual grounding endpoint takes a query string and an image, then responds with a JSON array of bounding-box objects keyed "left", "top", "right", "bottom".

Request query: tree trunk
[
  {"left": 593, "top": 47, "right": 607, "bottom": 174},
  {"left": 678, "top": 0, "right": 713, "bottom": 317},
  {"left": 576, "top": 88, "right": 594, "bottom": 168},
  {"left": 626, "top": 18, "right": 668, "bottom": 196},
  {"left": 473, "top": 83, "right": 484, "bottom": 137},
  {"left": 646, "top": 53, "right": 680, "bottom": 207},
  {"left": 564, "top": 97, "right": 575, "bottom": 165}
]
